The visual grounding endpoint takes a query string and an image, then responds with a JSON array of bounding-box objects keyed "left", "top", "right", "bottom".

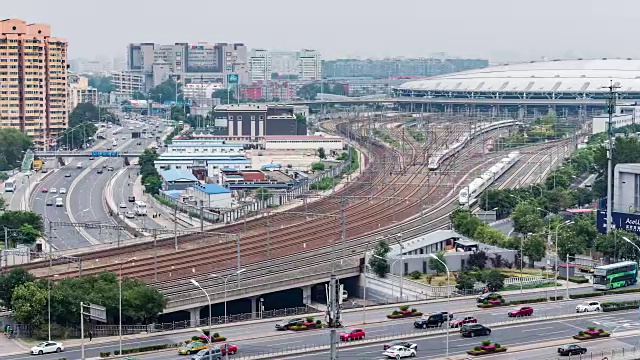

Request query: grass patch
[
  {"left": 372, "top": 129, "right": 400, "bottom": 147},
  {"left": 310, "top": 177, "right": 340, "bottom": 191},
  {"left": 502, "top": 282, "right": 559, "bottom": 291},
  {"left": 407, "top": 273, "right": 458, "bottom": 287}
]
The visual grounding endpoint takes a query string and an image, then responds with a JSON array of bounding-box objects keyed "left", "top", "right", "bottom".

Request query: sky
[{"left": 4, "top": 0, "right": 639, "bottom": 62}]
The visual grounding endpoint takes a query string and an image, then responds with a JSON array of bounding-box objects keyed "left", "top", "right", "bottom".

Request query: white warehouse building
[
  {"left": 592, "top": 114, "right": 634, "bottom": 135},
  {"left": 263, "top": 135, "right": 344, "bottom": 151},
  {"left": 168, "top": 139, "right": 245, "bottom": 154},
  {"left": 154, "top": 153, "right": 251, "bottom": 178}
]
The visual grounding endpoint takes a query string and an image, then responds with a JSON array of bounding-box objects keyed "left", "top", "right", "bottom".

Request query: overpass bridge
[{"left": 34, "top": 151, "right": 142, "bottom": 166}]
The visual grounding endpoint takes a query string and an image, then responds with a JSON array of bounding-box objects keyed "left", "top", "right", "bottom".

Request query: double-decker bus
[
  {"left": 593, "top": 261, "right": 638, "bottom": 290},
  {"left": 4, "top": 178, "right": 16, "bottom": 192}
]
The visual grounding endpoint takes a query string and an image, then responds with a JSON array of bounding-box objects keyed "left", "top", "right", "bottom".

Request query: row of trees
[
  {"left": 0, "top": 210, "right": 44, "bottom": 247},
  {"left": 0, "top": 129, "right": 32, "bottom": 171},
  {"left": 139, "top": 148, "right": 163, "bottom": 195},
  {"left": 2, "top": 268, "right": 165, "bottom": 339}
]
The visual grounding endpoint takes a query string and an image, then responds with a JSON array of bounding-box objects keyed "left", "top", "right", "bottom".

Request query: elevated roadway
[
  {"left": 3, "top": 291, "right": 640, "bottom": 360},
  {"left": 288, "top": 97, "right": 612, "bottom": 107}
]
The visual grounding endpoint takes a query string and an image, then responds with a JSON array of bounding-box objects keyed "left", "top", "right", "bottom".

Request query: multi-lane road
[
  {"left": 4, "top": 291, "right": 640, "bottom": 360},
  {"left": 31, "top": 120, "right": 167, "bottom": 250}
]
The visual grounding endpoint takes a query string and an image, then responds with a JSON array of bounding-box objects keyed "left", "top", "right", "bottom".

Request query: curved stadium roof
[{"left": 395, "top": 59, "right": 640, "bottom": 98}]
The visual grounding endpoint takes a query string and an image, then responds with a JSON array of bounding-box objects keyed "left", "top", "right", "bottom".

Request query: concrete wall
[{"left": 388, "top": 250, "right": 517, "bottom": 276}]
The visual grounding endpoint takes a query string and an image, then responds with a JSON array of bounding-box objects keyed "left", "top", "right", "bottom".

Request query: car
[
  {"left": 414, "top": 313, "right": 446, "bottom": 329},
  {"left": 383, "top": 340, "right": 417, "bottom": 350},
  {"left": 128, "top": 195, "right": 136, "bottom": 202},
  {"left": 136, "top": 141, "right": 142, "bottom": 145},
  {"left": 41, "top": 188, "right": 48, "bottom": 193},
  {"left": 576, "top": 301, "right": 601, "bottom": 313},
  {"left": 49, "top": 188, "right": 57, "bottom": 193},
  {"left": 125, "top": 211, "right": 135, "bottom": 219},
  {"left": 41, "top": 168, "right": 49, "bottom": 173},
  {"left": 219, "top": 343, "right": 238, "bottom": 355},
  {"left": 508, "top": 306, "right": 534, "bottom": 317},
  {"left": 64, "top": 173, "right": 71, "bottom": 177},
  {"left": 59, "top": 188, "right": 66, "bottom": 194},
  {"left": 450, "top": 316, "right": 478, "bottom": 328},
  {"left": 89, "top": 156, "right": 94, "bottom": 160},
  {"left": 102, "top": 164, "right": 108, "bottom": 168},
  {"left": 97, "top": 169, "right": 103, "bottom": 174},
  {"left": 275, "top": 318, "right": 303, "bottom": 331},
  {"left": 382, "top": 345, "right": 416, "bottom": 359},
  {"left": 46, "top": 200, "right": 53, "bottom": 206},
  {"left": 339, "top": 328, "right": 365, "bottom": 341},
  {"left": 177, "top": 341, "right": 208, "bottom": 355},
  {"left": 30, "top": 341, "right": 64, "bottom": 355},
  {"left": 190, "top": 347, "right": 222, "bottom": 360},
  {"left": 107, "top": 166, "right": 114, "bottom": 171},
  {"left": 460, "top": 324, "right": 492, "bottom": 337},
  {"left": 476, "top": 292, "right": 501, "bottom": 303},
  {"left": 119, "top": 202, "right": 127, "bottom": 208},
  {"left": 558, "top": 344, "right": 587, "bottom": 356},
  {"left": 106, "top": 147, "right": 112, "bottom": 151}
]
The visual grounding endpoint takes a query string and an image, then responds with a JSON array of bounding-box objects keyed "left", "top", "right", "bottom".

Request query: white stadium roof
[{"left": 396, "top": 59, "right": 640, "bottom": 94}]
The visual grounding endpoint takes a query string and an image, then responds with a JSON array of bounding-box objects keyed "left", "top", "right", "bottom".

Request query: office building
[
  {"left": 68, "top": 75, "right": 98, "bottom": 110},
  {"left": 0, "top": 19, "right": 68, "bottom": 150},
  {"left": 248, "top": 49, "right": 322, "bottom": 82},
  {"left": 111, "top": 71, "right": 145, "bottom": 97},
  {"left": 182, "top": 82, "right": 223, "bottom": 103},
  {"left": 212, "top": 104, "right": 305, "bottom": 139},
  {"left": 126, "top": 42, "right": 248, "bottom": 91}
]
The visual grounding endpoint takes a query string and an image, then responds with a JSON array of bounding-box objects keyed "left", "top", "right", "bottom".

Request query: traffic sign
[
  {"left": 227, "top": 73, "right": 239, "bottom": 84},
  {"left": 92, "top": 151, "right": 119, "bottom": 157},
  {"left": 89, "top": 303, "right": 107, "bottom": 322}
]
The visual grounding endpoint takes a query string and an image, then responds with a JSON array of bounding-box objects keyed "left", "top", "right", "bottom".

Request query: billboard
[
  {"left": 596, "top": 210, "right": 640, "bottom": 236},
  {"left": 227, "top": 73, "right": 239, "bottom": 84}
]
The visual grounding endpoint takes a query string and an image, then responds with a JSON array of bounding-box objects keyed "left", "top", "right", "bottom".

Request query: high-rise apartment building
[
  {"left": 0, "top": 19, "right": 68, "bottom": 150},
  {"left": 68, "top": 75, "right": 98, "bottom": 110},
  {"left": 248, "top": 49, "right": 323, "bottom": 81},
  {"left": 126, "top": 42, "right": 248, "bottom": 93}
]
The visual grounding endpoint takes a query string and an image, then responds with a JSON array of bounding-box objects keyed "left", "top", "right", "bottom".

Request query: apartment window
[
  {"left": 229, "top": 116, "right": 234, "bottom": 120},
  {"left": 251, "top": 116, "right": 255, "bottom": 120},
  {"left": 237, "top": 116, "right": 242, "bottom": 120},
  {"left": 259, "top": 115, "right": 264, "bottom": 120}
]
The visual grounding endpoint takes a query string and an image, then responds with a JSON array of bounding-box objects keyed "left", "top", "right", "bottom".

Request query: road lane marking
[{"left": 522, "top": 326, "right": 554, "bottom": 332}]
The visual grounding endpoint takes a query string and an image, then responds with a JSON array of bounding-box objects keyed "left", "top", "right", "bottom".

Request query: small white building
[
  {"left": 263, "top": 135, "right": 344, "bottom": 151},
  {"left": 168, "top": 139, "right": 244, "bottom": 154},
  {"left": 614, "top": 163, "right": 640, "bottom": 213},
  {"left": 154, "top": 153, "right": 252, "bottom": 178},
  {"left": 190, "top": 183, "right": 232, "bottom": 209},
  {"left": 592, "top": 114, "right": 634, "bottom": 135}
]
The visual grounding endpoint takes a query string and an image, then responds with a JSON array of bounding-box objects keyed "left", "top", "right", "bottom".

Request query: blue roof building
[{"left": 160, "top": 169, "right": 199, "bottom": 191}]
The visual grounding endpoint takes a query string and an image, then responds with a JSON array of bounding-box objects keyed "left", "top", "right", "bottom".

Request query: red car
[
  {"left": 220, "top": 343, "right": 238, "bottom": 355},
  {"left": 41, "top": 188, "right": 48, "bottom": 193},
  {"left": 449, "top": 316, "right": 478, "bottom": 328},
  {"left": 339, "top": 328, "right": 365, "bottom": 341},
  {"left": 508, "top": 306, "right": 533, "bottom": 317}
]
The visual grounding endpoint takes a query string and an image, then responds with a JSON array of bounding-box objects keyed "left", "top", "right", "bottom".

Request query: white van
[
  {"left": 76, "top": 162, "right": 83, "bottom": 169},
  {"left": 55, "top": 198, "right": 63, "bottom": 207}
]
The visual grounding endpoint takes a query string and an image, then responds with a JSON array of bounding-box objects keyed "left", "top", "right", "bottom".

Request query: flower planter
[
  {"left": 466, "top": 348, "right": 508, "bottom": 356},
  {"left": 573, "top": 333, "right": 610, "bottom": 341},
  {"left": 290, "top": 323, "right": 324, "bottom": 331},
  {"left": 477, "top": 303, "right": 504, "bottom": 308},
  {"left": 386, "top": 312, "right": 422, "bottom": 319},
  {"left": 212, "top": 337, "right": 227, "bottom": 342}
]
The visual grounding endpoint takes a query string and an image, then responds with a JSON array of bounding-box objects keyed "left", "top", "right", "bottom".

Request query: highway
[
  {"left": 112, "top": 165, "right": 162, "bottom": 231},
  {"left": 4, "top": 292, "right": 640, "bottom": 360},
  {"left": 32, "top": 121, "right": 166, "bottom": 249}
]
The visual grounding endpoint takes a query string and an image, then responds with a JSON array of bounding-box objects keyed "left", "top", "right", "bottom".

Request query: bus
[
  {"left": 4, "top": 178, "right": 15, "bottom": 192},
  {"left": 592, "top": 261, "right": 638, "bottom": 290}
]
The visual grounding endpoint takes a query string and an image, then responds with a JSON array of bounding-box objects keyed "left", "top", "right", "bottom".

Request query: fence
[
  {"left": 12, "top": 306, "right": 313, "bottom": 339},
  {"left": 504, "top": 275, "right": 553, "bottom": 286}
]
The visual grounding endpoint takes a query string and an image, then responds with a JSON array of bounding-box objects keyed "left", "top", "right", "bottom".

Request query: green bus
[{"left": 592, "top": 261, "right": 638, "bottom": 290}]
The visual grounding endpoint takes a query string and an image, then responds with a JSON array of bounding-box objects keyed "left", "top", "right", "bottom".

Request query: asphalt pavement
[{"left": 4, "top": 291, "right": 640, "bottom": 360}]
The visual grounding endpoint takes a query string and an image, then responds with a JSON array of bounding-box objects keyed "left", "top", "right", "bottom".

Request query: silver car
[{"left": 191, "top": 347, "right": 222, "bottom": 360}]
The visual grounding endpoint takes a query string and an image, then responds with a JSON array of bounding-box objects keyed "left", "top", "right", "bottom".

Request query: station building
[
  {"left": 154, "top": 153, "right": 251, "bottom": 178},
  {"left": 167, "top": 139, "right": 245, "bottom": 154},
  {"left": 212, "top": 103, "right": 306, "bottom": 138}
]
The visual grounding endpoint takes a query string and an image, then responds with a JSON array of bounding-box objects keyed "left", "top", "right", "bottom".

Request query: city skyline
[{"left": 4, "top": 0, "right": 638, "bottom": 62}]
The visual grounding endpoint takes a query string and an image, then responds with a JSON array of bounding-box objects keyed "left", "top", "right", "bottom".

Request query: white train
[
  {"left": 427, "top": 120, "right": 520, "bottom": 170},
  {"left": 458, "top": 151, "right": 521, "bottom": 206}
]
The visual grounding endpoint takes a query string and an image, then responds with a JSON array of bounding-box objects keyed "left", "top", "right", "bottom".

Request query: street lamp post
[
  {"left": 555, "top": 221, "right": 574, "bottom": 300},
  {"left": 622, "top": 237, "right": 640, "bottom": 265},
  {"left": 118, "top": 257, "right": 136, "bottom": 357},
  {"left": 223, "top": 269, "right": 246, "bottom": 323},
  {"left": 47, "top": 274, "right": 59, "bottom": 341},
  {"left": 428, "top": 253, "right": 449, "bottom": 357},
  {"left": 191, "top": 279, "right": 213, "bottom": 360}
]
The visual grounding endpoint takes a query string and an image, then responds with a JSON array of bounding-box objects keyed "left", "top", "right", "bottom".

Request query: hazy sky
[{"left": 4, "top": 0, "right": 638, "bottom": 62}]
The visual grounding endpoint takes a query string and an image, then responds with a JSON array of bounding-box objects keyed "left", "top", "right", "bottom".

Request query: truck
[
  {"left": 133, "top": 201, "right": 147, "bottom": 216},
  {"left": 32, "top": 159, "right": 44, "bottom": 171}
]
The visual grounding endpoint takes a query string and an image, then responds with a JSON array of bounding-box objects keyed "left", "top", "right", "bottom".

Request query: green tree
[
  {"left": 69, "top": 102, "right": 100, "bottom": 127},
  {"left": 595, "top": 230, "right": 640, "bottom": 263},
  {"left": 428, "top": 251, "right": 447, "bottom": 275},
  {"left": 296, "top": 83, "right": 321, "bottom": 100},
  {"left": 0, "top": 211, "right": 44, "bottom": 243},
  {"left": 473, "top": 225, "right": 508, "bottom": 246},
  {"left": 482, "top": 269, "right": 505, "bottom": 292},
  {"left": 455, "top": 272, "right": 476, "bottom": 291},
  {"left": 450, "top": 209, "right": 483, "bottom": 238},
  {"left": 557, "top": 230, "right": 587, "bottom": 260},
  {"left": 211, "top": 89, "right": 236, "bottom": 104},
  {"left": 592, "top": 136, "right": 640, "bottom": 198},
  {"left": 149, "top": 78, "right": 182, "bottom": 104},
  {"left": 511, "top": 202, "right": 544, "bottom": 235},
  {"left": 317, "top": 147, "right": 326, "bottom": 160},
  {"left": 132, "top": 91, "right": 146, "bottom": 100},
  {"left": 16, "top": 224, "right": 41, "bottom": 246},
  {"left": 0, "top": 195, "right": 6, "bottom": 211},
  {"left": 59, "top": 122, "right": 98, "bottom": 149},
  {"left": 255, "top": 188, "right": 272, "bottom": 201},
  {"left": 11, "top": 282, "right": 47, "bottom": 326},
  {"left": 0, "top": 268, "right": 35, "bottom": 307},
  {"left": 522, "top": 234, "right": 547, "bottom": 268},
  {"left": 369, "top": 239, "right": 391, "bottom": 277},
  {"left": 467, "top": 251, "right": 488, "bottom": 270},
  {"left": 122, "top": 278, "right": 167, "bottom": 324},
  {"left": 575, "top": 187, "right": 595, "bottom": 207},
  {"left": 0, "top": 128, "right": 32, "bottom": 171},
  {"left": 87, "top": 75, "right": 114, "bottom": 93},
  {"left": 311, "top": 162, "right": 325, "bottom": 171}
]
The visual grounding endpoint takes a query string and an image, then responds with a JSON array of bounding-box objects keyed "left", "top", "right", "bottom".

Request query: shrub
[
  {"left": 113, "top": 343, "right": 181, "bottom": 356},
  {"left": 392, "top": 310, "right": 400, "bottom": 315},
  {"left": 598, "top": 329, "right": 604, "bottom": 333},
  {"left": 410, "top": 270, "right": 422, "bottom": 280},
  {"left": 411, "top": 308, "right": 418, "bottom": 313},
  {"left": 483, "top": 300, "right": 489, "bottom": 305},
  {"left": 306, "top": 316, "right": 315, "bottom": 322},
  {"left": 201, "top": 329, "right": 210, "bottom": 336},
  {"left": 578, "top": 331, "right": 585, "bottom": 336},
  {"left": 100, "top": 352, "right": 110, "bottom": 358},
  {"left": 212, "top": 332, "right": 220, "bottom": 338},
  {"left": 316, "top": 320, "right": 322, "bottom": 325},
  {"left": 399, "top": 305, "right": 410, "bottom": 311},
  {"left": 191, "top": 336, "right": 200, "bottom": 341},
  {"left": 587, "top": 326, "right": 596, "bottom": 331},
  {"left": 494, "top": 343, "right": 501, "bottom": 348},
  {"left": 482, "top": 340, "right": 491, "bottom": 346},
  {"left": 425, "top": 275, "right": 434, "bottom": 284},
  {"left": 565, "top": 276, "right": 590, "bottom": 284},
  {"left": 474, "top": 346, "right": 482, "bottom": 351}
]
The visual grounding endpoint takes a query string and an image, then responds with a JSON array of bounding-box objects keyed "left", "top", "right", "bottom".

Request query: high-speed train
[
  {"left": 458, "top": 151, "right": 521, "bottom": 206},
  {"left": 427, "top": 120, "right": 520, "bottom": 171}
]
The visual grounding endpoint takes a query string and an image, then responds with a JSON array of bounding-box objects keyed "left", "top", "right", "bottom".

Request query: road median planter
[
  {"left": 290, "top": 317, "right": 325, "bottom": 331},
  {"left": 387, "top": 305, "right": 422, "bottom": 319},
  {"left": 477, "top": 296, "right": 562, "bottom": 308},
  {"left": 573, "top": 327, "right": 611, "bottom": 341},
  {"left": 571, "top": 287, "right": 640, "bottom": 299},
  {"left": 109, "top": 343, "right": 181, "bottom": 356},
  {"left": 601, "top": 300, "right": 640, "bottom": 312},
  {"left": 466, "top": 341, "right": 508, "bottom": 356}
]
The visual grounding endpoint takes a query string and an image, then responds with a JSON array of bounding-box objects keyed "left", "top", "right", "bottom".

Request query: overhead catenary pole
[{"left": 604, "top": 80, "right": 620, "bottom": 234}]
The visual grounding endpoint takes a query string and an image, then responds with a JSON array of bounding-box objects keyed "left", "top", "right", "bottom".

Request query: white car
[
  {"left": 125, "top": 211, "right": 135, "bottom": 219},
  {"left": 119, "top": 202, "right": 127, "bottom": 208},
  {"left": 576, "top": 301, "right": 601, "bottom": 313},
  {"left": 382, "top": 346, "right": 416, "bottom": 359},
  {"left": 49, "top": 188, "right": 57, "bottom": 193},
  {"left": 59, "top": 188, "right": 66, "bottom": 194},
  {"left": 31, "top": 341, "right": 64, "bottom": 355}
]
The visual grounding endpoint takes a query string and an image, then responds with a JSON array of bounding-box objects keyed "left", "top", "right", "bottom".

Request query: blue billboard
[
  {"left": 596, "top": 210, "right": 640, "bottom": 236},
  {"left": 91, "top": 151, "right": 119, "bottom": 157}
]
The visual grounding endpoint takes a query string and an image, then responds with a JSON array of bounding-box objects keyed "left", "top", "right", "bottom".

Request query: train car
[{"left": 458, "top": 150, "right": 521, "bottom": 206}]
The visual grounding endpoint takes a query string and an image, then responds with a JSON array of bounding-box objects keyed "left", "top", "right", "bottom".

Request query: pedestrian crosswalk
[{"left": 589, "top": 315, "right": 640, "bottom": 330}]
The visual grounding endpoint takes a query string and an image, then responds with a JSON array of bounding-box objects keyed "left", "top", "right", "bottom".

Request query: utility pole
[
  {"left": 174, "top": 206, "right": 178, "bottom": 251},
  {"left": 327, "top": 197, "right": 346, "bottom": 360},
  {"left": 153, "top": 229, "right": 158, "bottom": 281},
  {"left": 604, "top": 80, "right": 620, "bottom": 234}
]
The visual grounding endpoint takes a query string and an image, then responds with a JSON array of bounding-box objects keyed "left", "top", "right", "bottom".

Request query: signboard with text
[
  {"left": 91, "top": 151, "right": 119, "bottom": 157},
  {"left": 227, "top": 73, "right": 239, "bottom": 84},
  {"left": 596, "top": 210, "right": 640, "bottom": 236}
]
